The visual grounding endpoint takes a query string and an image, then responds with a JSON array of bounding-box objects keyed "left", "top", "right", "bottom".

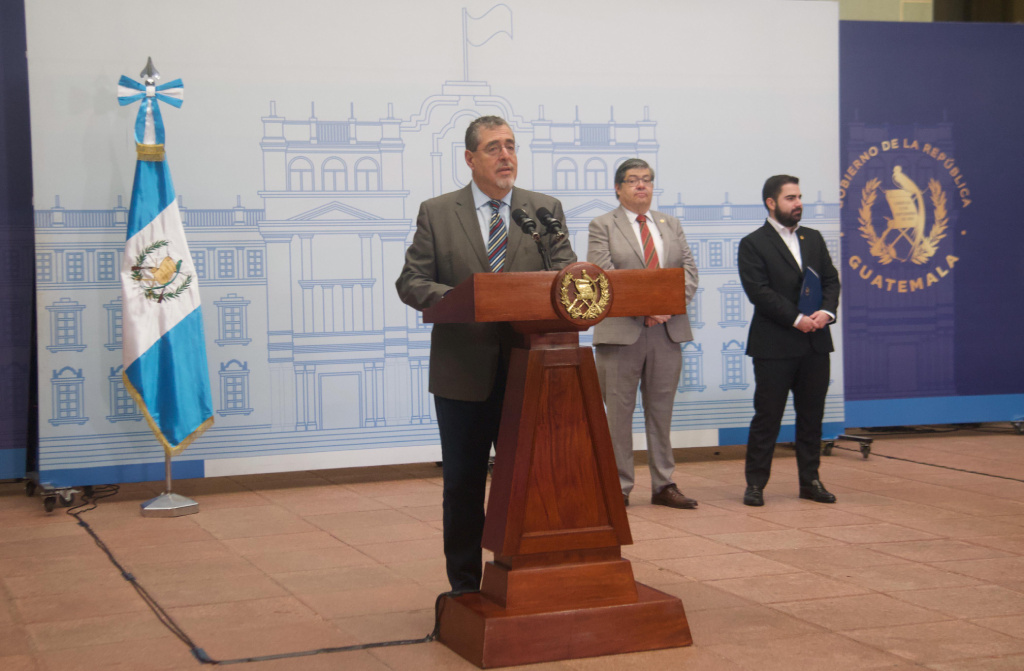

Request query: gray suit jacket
[
  {"left": 396, "top": 183, "right": 576, "bottom": 401},
  {"left": 587, "top": 206, "right": 698, "bottom": 345}
]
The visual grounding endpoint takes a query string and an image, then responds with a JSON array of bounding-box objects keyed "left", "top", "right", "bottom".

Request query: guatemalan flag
[{"left": 118, "top": 66, "right": 213, "bottom": 457}]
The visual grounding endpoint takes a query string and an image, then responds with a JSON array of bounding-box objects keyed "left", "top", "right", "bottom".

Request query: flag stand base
[
  {"left": 141, "top": 492, "right": 199, "bottom": 517},
  {"left": 140, "top": 453, "right": 198, "bottom": 517}
]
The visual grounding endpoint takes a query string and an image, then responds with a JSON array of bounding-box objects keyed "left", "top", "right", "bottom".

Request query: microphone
[
  {"left": 535, "top": 207, "right": 566, "bottom": 241},
  {"left": 511, "top": 208, "right": 540, "bottom": 241}
]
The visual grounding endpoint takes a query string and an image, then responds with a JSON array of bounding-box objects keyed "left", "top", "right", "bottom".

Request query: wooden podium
[{"left": 424, "top": 263, "right": 693, "bottom": 668}]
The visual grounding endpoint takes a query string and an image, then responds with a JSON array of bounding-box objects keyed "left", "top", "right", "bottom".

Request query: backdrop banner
[
  {"left": 27, "top": 0, "right": 841, "bottom": 486},
  {"left": 840, "top": 20, "right": 1024, "bottom": 427}
]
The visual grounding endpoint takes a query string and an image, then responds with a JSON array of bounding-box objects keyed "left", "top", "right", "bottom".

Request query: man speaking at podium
[
  {"left": 396, "top": 116, "right": 576, "bottom": 593},
  {"left": 738, "top": 175, "right": 840, "bottom": 507}
]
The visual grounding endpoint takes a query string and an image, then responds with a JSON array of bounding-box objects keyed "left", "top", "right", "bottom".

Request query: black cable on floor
[
  {"left": 829, "top": 443, "right": 1024, "bottom": 484},
  {"left": 67, "top": 486, "right": 465, "bottom": 665}
]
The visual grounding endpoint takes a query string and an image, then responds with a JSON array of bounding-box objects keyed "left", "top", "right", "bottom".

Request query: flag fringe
[{"left": 123, "top": 372, "right": 214, "bottom": 458}]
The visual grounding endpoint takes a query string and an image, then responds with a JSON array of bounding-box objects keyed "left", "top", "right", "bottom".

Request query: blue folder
[{"left": 798, "top": 266, "right": 822, "bottom": 315}]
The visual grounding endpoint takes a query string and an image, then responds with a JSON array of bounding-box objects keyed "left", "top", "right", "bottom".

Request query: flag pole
[
  {"left": 118, "top": 57, "right": 212, "bottom": 518},
  {"left": 141, "top": 453, "right": 198, "bottom": 517}
]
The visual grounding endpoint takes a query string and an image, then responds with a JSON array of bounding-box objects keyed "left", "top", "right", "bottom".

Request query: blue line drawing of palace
[{"left": 34, "top": 76, "right": 842, "bottom": 485}]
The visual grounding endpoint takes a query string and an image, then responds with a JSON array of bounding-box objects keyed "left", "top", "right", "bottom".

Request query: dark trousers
[
  {"left": 745, "top": 352, "right": 830, "bottom": 489},
  {"left": 433, "top": 366, "right": 506, "bottom": 592}
]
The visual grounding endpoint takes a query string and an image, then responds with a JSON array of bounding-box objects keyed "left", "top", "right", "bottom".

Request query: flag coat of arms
[{"left": 118, "top": 67, "right": 213, "bottom": 456}]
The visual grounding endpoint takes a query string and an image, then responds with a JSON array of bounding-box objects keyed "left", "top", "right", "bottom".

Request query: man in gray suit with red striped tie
[
  {"left": 587, "top": 158, "right": 699, "bottom": 510},
  {"left": 396, "top": 116, "right": 576, "bottom": 592}
]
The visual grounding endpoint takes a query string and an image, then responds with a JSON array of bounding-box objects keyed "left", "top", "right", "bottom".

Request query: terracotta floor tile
[
  {"left": 628, "top": 559, "right": 694, "bottom": 588},
  {"left": 928, "top": 654, "right": 1024, "bottom": 671},
  {"left": 355, "top": 537, "right": 446, "bottom": 564},
  {"left": 0, "top": 624, "right": 32, "bottom": 655},
  {"left": 235, "top": 649, "right": 393, "bottom": 671},
  {"left": 0, "top": 655, "right": 38, "bottom": 671},
  {"left": 191, "top": 505, "right": 319, "bottom": 539},
  {"left": 749, "top": 508, "right": 879, "bottom": 529},
  {"left": 621, "top": 535, "right": 737, "bottom": 561},
  {"left": 687, "top": 603, "right": 823, "bottom": 645},
  {"left": 13, "top": 586, "right": 150, "bottom": 624},
  {"left": 35, "top": 636, "right": 198, "bottom": 671},
  {"left": 708, "top": 631, "right": 907, "bottom": 670},
  {"left": 757, "top": 544, "right": 909, "bottom": 570},
  {"left": 165, "top": 595, "right": 321, "bottom": 632},
  {"left": 654, "top": 551, "right": 799, "bottom": 581},
  {"left": 865, "top": 538, "right": 1014, "bottom": 562},
  {"left": 822, "top": 562, "right": 982, "bottom": 592},
  {"left": 971, "top": 614, "right": 1024, "bottom": 640},
  {"left": 25, "top": 610, "right": 174, "bottom": 651},
  {"left": 3, "top": 567, "right": 130, "bottom": 599},
  {"left": 710, "top": 571, "right": 870, "bottom": 604},
  {"left": 366, "top": 639, "right": 481, "bottom": 670},
  {"left": 893, "top": 584, "right": 1024, "bottom": 619},
  {"left": 891, "top": 515, "right": 1024, "bottom": 539},
  {"left": 222, "top": 530, "right": 344, "bottom": 555},
  {"left": 113, "top": 539, "right": 236, "bottom": 567},
  {"left": 0, "top": 533, "right": 98, "bottom": 560},
  {"left": 623, "top": 518, "right": 689, "bottom": 541},
  {"left": 331, "top": 608, "right": 436, "bottom": 642},
  {"left": 709, "top": 528, "right": 845, "bottom": 551},
  {"left": 297, "top": 583, "right": 438, "bottom": 619},
  {"left": 771, "top": 592, "right": 951, "bottom": 631},
  {"left": 243, "top": 545, "right": 376, "bottom": 573},
  {"left": 142, "top": 573, "right": 289, "bottom": 608},
  {"left": 931, "top": 556, "right": 1024, "bottom": 584},
  {"left": 261, "top": 486, "right": 391, "bottom": 517},
  {"left": 328, "top": 521, "right": 441, "bottom": 546},
  {"left": 844, "top": 620, "right": 1024, "bottom": 663},
  {"left": 968, "top": 534, "right": 1024, "bottom": 554},
  {"left": 657, "top": 512, "right": 787, "bottom": 535},
  {"left": 273, "top": 564, "right": 407, "bottom": 595},
  {"left": 810, "top": 522, "right": 942, "bottom": 544},
  {"left": 563, "top": 645, "right": 747, "bottom": 671},
  {"left": 197, "top": 620, "right": 358, "bottom": 660}
]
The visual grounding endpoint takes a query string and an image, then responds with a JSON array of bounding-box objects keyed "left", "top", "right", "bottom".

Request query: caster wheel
[
  {"left": 821, "top": 441, "right": 834, "bottom": 456},
  {"left": 44, "top": 496, "right": 56, "bottom": 513},
  {"left": 59, "top": 492, "right": 74, "bottom": 507},
  {"left": 83, "top": 485, "right": 95, "bottom": 498},
  {"left": 860, "top": 442, "right": 871, "bottom": 459},
  {"left": 25, "top": 481, "right": 37, "bottom": 497}
]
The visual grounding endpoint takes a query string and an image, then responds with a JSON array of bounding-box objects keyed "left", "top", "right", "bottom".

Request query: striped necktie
[
  {"left": 637, "top": 214, "right": 659, "bottom": 269},
  {"left": 487, "top": 199, "right": 507, "bottom": 273}
]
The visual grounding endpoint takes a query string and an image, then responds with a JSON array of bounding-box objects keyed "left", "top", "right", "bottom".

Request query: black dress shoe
[
  {"left": 799, "top": 480, "right": 836, "bottom": 503},
  {"left": 743, "top": 485, "right": 764, "bottom": 507}
]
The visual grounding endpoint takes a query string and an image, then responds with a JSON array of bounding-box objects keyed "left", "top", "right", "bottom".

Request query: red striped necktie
[{"left": 637, "top": 214, "right": 659, "bottom": 269}]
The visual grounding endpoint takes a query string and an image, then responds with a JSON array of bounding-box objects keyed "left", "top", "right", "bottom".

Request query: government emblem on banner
[{"left": 839, "top": 136, "right": 970, "bottom": 294}]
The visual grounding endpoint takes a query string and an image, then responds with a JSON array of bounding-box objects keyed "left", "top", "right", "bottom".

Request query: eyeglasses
[
  {"left": 479, "top": 143, "right": 518, "bottom": 157},
  {"left": 621, "top": 176, "right": 654, "bottom": 186}
]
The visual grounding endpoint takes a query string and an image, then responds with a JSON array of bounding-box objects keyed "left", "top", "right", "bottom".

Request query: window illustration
[
  {"left": 218, "top": 360, "right": 253, "bottom": 416},
  {"left": 104, "top": 297, "right": 123, "bottom": 350},
  {"left": 719, "top": 281, "right": 747, "bottom": 326},
  {"left": 288, "top": 157, "right": 314, "bottom": 191},
  {"left": 322, "top": 158, "right": 348, "bottom": 191},
  {"left": 97, "top": 251, "right": 117, "bottom": 282},
  {"left": 193, "top": 250, "right": 207, "bottom": 279},
  {"left": 687, "top": 288, "right": 704, "bottom": 329},
  {"left": 584, "top": 158, "right": 608, "bottom": 190},
  {"left": 354, "top": 158, "right": 381, "bottom": 190},
  {"left": 246, "top": 249, "right": 264, "bottom": 278},
  {"left": 215, "top": 294, "right": 251, "bottom": 346},
  {"left": 708, "top": 241, "right": 724, "bottom": 268},
  {"left": 217, "top": 249, "right": 235, "bottom": 279},
  {"left": 107, "top": 365, "right": 142, "bottom": 423},
  {"left": 679, "top": 342, "right": 706, "bottom": 392},
  {"left": 36, "top": 252, "right": 53, "bottom": 282},
  {"left": 65, "top": 251, "right": 85, "bottom": 282},
  {"left": 554, "top": 158, "right": 577, "bottom": 190},
  {"left": 46, "top": 298, "right": 86, "bottom": 352},
  {"left": 720, "top": 341, "right": 749, "bottom": 391},
  {"left": 49, "top": 366, "right": 89, "bottom": 426}
]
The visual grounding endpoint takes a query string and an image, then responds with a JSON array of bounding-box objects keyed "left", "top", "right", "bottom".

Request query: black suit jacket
[{"left": 737, "top": 220, "right": 840, "bottom": 359}]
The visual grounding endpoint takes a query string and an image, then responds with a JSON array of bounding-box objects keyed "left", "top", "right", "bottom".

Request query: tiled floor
[{"left": 3, "top": 426, "right": 1024, "bottom": 670}]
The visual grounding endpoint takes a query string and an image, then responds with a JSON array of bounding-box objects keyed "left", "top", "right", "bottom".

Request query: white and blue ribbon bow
[{"left": 117, "top": 76, "right": 184, "bottom": 146}]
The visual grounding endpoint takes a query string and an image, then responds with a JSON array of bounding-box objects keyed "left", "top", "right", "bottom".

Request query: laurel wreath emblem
[
  {"left": 858, "top": 177, "right": 948, "bottom": 266},
  {"left": 559, "top": 269, "right": 610, "bottom": 320},
  {"left": 130, "top": 240, "right": 193, "bottom": 303}
]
